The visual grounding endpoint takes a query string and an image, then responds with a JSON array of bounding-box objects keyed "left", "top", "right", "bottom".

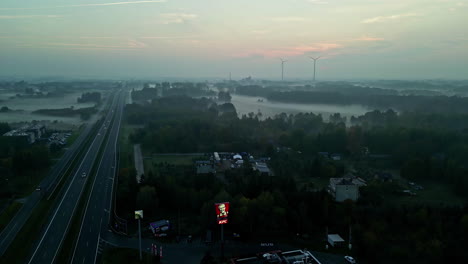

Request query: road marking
[
  {"left": 27, "top": 118, "right": 106, "bottom": 264},
  {"left": 71, "top": 92, "right": 123, "bottom": 264}
]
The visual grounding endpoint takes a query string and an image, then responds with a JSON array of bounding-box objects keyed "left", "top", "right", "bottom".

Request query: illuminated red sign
[{"left": 215, "top": 202, "right": 229, "bottom": 225}]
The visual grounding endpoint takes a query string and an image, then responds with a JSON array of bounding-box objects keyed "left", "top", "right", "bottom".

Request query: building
[
  {"left": 329, "top": 176, "right": 366, "bottom": 202},
  {"left": 327, "top": 234, "right": 345, "bottom": 247},
  {"left": 253, "top": 162, "right": 272, "bottom": 176},
  {"left": 230, "top": 249, "right": 322, "bottom": 264},
  {"left": 3, "top": 124, "right": 46, "bottom": 144}
]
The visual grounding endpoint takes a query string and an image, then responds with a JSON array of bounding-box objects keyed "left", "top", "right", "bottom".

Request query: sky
[{"left": 0, "top": 0, "right": 467, "bottom": 80}]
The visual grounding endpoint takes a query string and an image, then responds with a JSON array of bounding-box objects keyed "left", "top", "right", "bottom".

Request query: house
[
  {"left": 328, "top": 234, "right": 345, "bottom": 247},
  {"left": 329, "top": 176, "right": 366, "bottom": 202},
  {"left": 253, "top": 162, "right": 273, "bottom": 176}
]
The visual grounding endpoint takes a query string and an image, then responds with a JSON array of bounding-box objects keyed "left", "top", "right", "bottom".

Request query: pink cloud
[
  {"left": 355, "top": 36, "right": 385, "bottom": 41},
  {"left": 233, "top": 43, "right": 342, "bottom": 58}
]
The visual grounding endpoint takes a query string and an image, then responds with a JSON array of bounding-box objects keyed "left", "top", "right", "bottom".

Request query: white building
[
  {"left": 328, "top": 234, "right": 345, "bottom": 247},
  {"left": 329, "top": 176, "right": 366, "bottom": 202}
]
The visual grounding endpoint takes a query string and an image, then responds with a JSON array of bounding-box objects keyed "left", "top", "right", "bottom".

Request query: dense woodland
[
  {"left": 77, "top": 91, "right": 101, "bottom": 103},
  {"left": 131, "top": 82, "right": 215, "bottom": 102},
  {"left": 116, "top": 95, "right": 468, "bottom": 264}
]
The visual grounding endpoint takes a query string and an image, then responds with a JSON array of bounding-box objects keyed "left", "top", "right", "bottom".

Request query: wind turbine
[
  {"left": 280, "top": 58, "right": 287, "bottom": 81},
  {"left": 309, "top": 56, "right": 321, "bottom": 82}
]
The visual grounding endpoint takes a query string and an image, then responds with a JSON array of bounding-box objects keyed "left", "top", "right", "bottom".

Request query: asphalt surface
[
  {"left": 0, "top": 95, "right": 112, "bottom": 257},
  {"left": 26, "top": 91, "right": 122, "bottom": 264},
  {"left": 70, "top": 90, "right": 125, "bottom": 264}
]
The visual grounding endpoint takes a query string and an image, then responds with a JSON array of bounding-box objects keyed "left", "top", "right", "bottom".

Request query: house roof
[{"left": 328, "top": 234, "right": 345, "bottom": 242}]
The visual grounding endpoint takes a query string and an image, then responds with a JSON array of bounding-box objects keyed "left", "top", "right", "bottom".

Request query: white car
[
  {"left": 345, "top": 256, "right": 356, "bottom": 264},
  {"left": 81, "top": 172, "right": 87, "bottom": 178}
]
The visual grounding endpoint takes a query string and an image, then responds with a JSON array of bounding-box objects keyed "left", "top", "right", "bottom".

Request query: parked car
[{"left": 345, "top": 256, "right": 356, "bottom": 264}]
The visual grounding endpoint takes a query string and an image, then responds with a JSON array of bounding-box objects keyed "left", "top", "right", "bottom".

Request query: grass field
[
  {"left": 389, "top": 179, "right": 466, "bottom": 207},
  {"left": 143, "top": 155, "right": 204, "bottom": 176}
]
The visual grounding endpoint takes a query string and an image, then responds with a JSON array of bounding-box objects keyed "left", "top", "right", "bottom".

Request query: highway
[
  {"left": 26, "top": 90, "right": 122, "bottom": 264},
  {"left": 0, "top": 93, "right": 114, "bottom": 257},
  {"left": 70, "top": 89, "right": 125, "bottom": 263}
]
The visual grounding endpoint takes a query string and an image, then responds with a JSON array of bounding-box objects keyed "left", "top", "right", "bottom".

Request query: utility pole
[
  {"left": 309, "top": 56, "right": 321, "bottom": 82},
  {"left": 280, "top": 58, "right": 287, "bottom": 81},
  {"left": 221, "top": 224, "right": 224, "bottom": 258}
]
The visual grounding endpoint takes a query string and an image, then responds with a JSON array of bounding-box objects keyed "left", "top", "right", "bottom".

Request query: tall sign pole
[
  {"left": 215, "top": 202, "right": 230, "bottom": 259},
  {"left": 135, "top": 210, "right": 144, "bottom": 261}
]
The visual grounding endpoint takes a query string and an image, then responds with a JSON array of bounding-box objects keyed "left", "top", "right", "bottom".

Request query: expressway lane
[
  {"left": 71, "top": 90, "right": 125, "bottom": 264},
  {"left": 0, "top": 93, "right": 114, "bottom": 257},
  {"left": 26, "top": 91, "right": 121, "bottom": 264}
]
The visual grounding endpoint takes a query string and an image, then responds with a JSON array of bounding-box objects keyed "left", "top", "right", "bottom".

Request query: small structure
[
  {"left": 149, "top": 219, "right": 170, "bottom": 236},
  {"left": 328, "top": 234, "right": 345, "bottom": 247},
  {"left": 230, "top": 249, "right": 321, "bottom": 264}
]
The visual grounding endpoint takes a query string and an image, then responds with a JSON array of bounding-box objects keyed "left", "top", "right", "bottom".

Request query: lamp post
[{"left": 135, "top": 210, "right": 144, "bottom": 261}]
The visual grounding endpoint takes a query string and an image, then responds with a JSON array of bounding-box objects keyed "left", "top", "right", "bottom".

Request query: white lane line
[
  {"left": 27, "top": 119, "right": 105, "bottom": 264},
  {"left": 70, "top": 93, "right": 121, "bottom": 264},
  {"left": 93, "top": 219, "right": 103, "bottom": 263}
]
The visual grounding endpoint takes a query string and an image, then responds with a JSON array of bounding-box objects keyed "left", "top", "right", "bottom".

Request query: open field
[
  {"left": 389, "top": 179, "right": 466, "bottom": 207},
  {"left": 143, "top": 154, "right": 204, "bottom": 177}
]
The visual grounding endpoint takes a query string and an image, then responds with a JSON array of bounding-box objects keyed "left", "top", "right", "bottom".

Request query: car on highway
[
  {"left": 81, "top": 172, "right": 87, "bottom": 178},
  {"left": 345, "top": 256, "right": 356, "bottom": 263}
]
